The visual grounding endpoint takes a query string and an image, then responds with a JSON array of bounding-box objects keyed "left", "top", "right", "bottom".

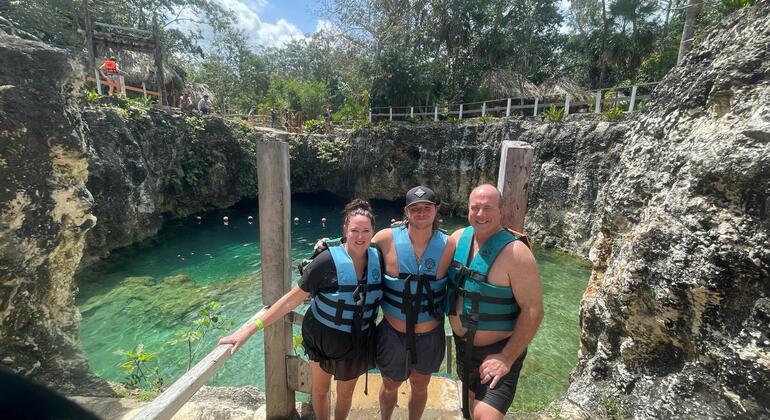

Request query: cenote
[{"left": 76, "top": 194, "right": 591, "bottom": 412}]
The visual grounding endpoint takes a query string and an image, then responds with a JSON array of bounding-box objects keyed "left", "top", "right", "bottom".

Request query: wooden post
[
  {"left": 459, "top": 103, "right": 463, "bottom": 120},
  {"left": 368, "top": 109, "right": 372, "bottom": 123},
  {"left": 628, "top": 85, "right": 638, "bottom": 112},
  {"left": 481, "top": 102, "right": 486, "bottom": 116},
  {"left": 595, "top": 91, "right": 602, "bottom": 114},
  {"left": 119, "top": 76, "right": 126, "bottom": 96},
  {"left": 496, "top": 141, "right": 534, "bottom": 233},
  {"left": 94, "top": 69, "right": 102, "bottom": 96},
  {"left": 256, "top": 137, "right": 295, "bottom": 419},
  {"left": 152, "top": 13, "right": 166, "bottom": 105},
  {"left": 434, "top": 106, "right": 438, "bottom": 121},
  {"left": 389, "top": 107, "right": 393, "bottom": 121},
  {"left": 506, "top": 98, "right": 511, "bottom": 117},
  {"left": 533, "top": 97, "right": 539, "bottom": 117},
  {"left": 564, "top": 94, "right": 571, "bottom": 117},
  {"left": 410, "top": 106, "right": 414, "bottom": 118},
  {"left": 142, "top": 82, "right": 147, "bottom": 100}
]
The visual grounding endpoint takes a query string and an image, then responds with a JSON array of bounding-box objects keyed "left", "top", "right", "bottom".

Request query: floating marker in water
[
  {"left": 293, "top": 217, "right": 300, "bottom": 224},
  {"left": 247, "top": 215, "right": 254, "bottom": 224},
  {"left": 223, "top": 216, "right": 229, "bottom": 226}
]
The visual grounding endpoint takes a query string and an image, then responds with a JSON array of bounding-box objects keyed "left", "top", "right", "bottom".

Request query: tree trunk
[
  {"left": 677, "top": 0, "right": 703, "bottom": 65},
  {"left": 599, "top": 0, "right": 609, "bottom": 88}
]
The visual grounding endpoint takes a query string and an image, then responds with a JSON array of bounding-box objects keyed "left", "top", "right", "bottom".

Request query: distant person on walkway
[
  {"left": 180, "top": 93, "right": 194, "bottom": 112},
  {"left": 98, "top": 56, "right": 126, "bottom": 96},
  {"left": 247, "top": 107, "right": 256, "bottom": 125},
  {"left": 198, "top": 95, "right": 211, "bottom": 114},
  {"left": 285, "top": 109, "right": 294, "bottom": 132},
  {"left": 220, "top": 199, "right": 383, "bottom": 420},
  {"left": 447, "top": 184, "right": 543, "bottom": 419},
  {"left": 323, "top": 106, "right": 332, "bottom": 135},
  {"left": 270, "top": 108, "right": 277, "bottom": 128}
]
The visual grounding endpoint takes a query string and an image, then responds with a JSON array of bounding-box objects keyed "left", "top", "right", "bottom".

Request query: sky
[
  {"left": 211, "top": 0, "right": 571, "bottom": 49},
  {"left": 214, "top": 0, "right": 326, "bottom": 48}
]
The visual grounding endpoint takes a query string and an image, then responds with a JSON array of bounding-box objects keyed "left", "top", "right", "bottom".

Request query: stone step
[{"left": 330, "top": 374, "right": 462, "bottom": 420}]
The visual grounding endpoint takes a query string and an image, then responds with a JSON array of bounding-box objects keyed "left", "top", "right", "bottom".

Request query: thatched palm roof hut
[
  {"left": 538, "top": 77, "right": 591, "bottom": 101},
  {"left": 480, "top": 69, "right": 540, "bottom": 99}
]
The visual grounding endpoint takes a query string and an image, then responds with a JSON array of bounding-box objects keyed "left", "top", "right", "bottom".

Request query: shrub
[
  {"left": 542, "top": 105, "right": 565, "bottom": 122},
  {"left": 603, "top": 105, "right": 625, "bottom": 121},
  {"left": 479, "top": 115, "right": 492, "bottom": 123},
  {"left": 303, "top": 118, "right": 326, "bottom": 134}
]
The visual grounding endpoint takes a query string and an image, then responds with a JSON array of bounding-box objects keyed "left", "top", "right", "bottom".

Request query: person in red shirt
[{"left": 98, "top": 56, "right": 126, "bottom": 96}]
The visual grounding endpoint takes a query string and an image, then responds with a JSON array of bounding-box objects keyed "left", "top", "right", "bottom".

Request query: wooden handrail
[{"left": 132, "top": 306, "right": 268, "bottom": 420}]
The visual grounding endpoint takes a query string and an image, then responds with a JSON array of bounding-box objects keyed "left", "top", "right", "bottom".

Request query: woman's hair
[{"left": 342, "top": 198, "right": 375, "bottom": 230}]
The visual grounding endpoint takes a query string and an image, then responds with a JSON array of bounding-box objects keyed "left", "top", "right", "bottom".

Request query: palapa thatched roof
[
  {"left": 480, "top": 70, "right": 540, "bottom": 98},
  {"left": 538, "top": 77, "right": 591, "bottom": 101}
]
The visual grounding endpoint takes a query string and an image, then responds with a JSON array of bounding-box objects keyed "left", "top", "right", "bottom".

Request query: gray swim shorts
[{"left": 375, "top": 319, "right": 445, "bottom": 382}]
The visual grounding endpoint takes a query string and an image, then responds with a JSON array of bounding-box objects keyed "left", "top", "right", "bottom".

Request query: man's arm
[
  {"left": 480, "top": 239, "right": 544, "bottom": 388},
  {"left": 435, "top": 233, "right": 457, "bottom": 278}
]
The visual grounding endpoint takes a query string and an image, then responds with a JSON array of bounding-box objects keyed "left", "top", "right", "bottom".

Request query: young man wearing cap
[
  {"left": 446, "top": 184, "right": 543, "bottom": 419},
  {"left": 373, "top": 186, "right": 456, "bottom": 420}
]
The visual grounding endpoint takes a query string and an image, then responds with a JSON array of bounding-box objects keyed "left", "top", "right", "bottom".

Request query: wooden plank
[
  {"left": 286, "top": 356, "right": 312, "bottom": 394},
  {"left": 496, "top": 141, "right": 534, "bottom": 232},
  {"left": 256, "top": 137, "right": 296, "bottom": 419},
  {"left": 131, "top": 307, "right": 268, "bottom": 420}
]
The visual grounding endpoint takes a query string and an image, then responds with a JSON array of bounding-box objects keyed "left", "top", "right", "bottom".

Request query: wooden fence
[{"left": 369, "top": 82, "right": 659, "bottom": 122}]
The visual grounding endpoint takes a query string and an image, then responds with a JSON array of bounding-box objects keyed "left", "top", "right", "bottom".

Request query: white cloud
[
  {"left": 315, "top": 19, "right": 337, "bottom": 34},
  {"left": 256, "top": 19, "right": 306, "bottom": 47},
  {"left": 210, "top": 0, "right": 305, "bottom": 47}
]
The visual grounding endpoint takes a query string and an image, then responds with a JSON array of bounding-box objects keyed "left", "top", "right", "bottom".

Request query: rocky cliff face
[
  {"left": 81, "top": 104, "right": 258, "bottom": 264},
  {"left": 295, "top": 117, "right": 628, "bottom": 255},
  {"left": 558, "top": 4, "right": 770, "bottom": 418},
  {"left": 0, "top": 35, "right": 109, "bottom": 394}
]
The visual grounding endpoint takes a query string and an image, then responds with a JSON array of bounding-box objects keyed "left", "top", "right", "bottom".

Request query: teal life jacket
[
  {"left": 382, "top": 226, "right": 448, "bottom": 323},
  {"left": 310, "top": 245, "right": 383, "bottom": 334},
  {"left": 446, "top": 226, "right": 520, "bottom": 331}
]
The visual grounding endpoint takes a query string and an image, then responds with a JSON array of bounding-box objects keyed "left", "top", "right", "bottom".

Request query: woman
[{"left": 219, "top": 199, "right": 383, "bottom": 420}]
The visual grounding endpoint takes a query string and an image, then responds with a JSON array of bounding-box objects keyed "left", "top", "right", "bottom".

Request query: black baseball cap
[{"left": 405, "top": 186, "right": 439, "bottom": 207}]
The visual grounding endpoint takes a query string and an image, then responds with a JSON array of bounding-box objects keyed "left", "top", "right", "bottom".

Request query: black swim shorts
[
  {"left": 301, "top": 310, "right": 375, "bottom": 381},
  {"left": 454, "top": 335, "right": 527, "bottom": 415},
  {"left": 375, "top": 319, "right": 445, "bottom": 382}
]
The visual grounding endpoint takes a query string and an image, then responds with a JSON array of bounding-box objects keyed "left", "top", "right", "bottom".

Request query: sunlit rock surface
[
  {"left": 558, "top": 4, "right": 769, "bottom": 418},
  {"left": 0, "top": 34, "right": 110, "bottom": 395}
]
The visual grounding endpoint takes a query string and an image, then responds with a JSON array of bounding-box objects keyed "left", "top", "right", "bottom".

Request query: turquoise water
[{"left": 76, "top": 195, "right": 590, "bottom": 412}]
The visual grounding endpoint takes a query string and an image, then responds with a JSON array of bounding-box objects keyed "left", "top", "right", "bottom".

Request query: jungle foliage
[{"left": 2, "top": 0, "right": 754, "bottom": 119}]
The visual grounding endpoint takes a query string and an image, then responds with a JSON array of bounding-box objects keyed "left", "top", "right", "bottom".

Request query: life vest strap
[
  {"left": 337, "top": 283, "right": 382, "bottom": 293},
  {"left": 450, "top": 261, "right": 489, "bottom": 283},
  {"left": 315, "top": 293, "right": 379, "bottom": 313},
  {"left": 313, "top": 304, "right": 376, "bottom": 327}
]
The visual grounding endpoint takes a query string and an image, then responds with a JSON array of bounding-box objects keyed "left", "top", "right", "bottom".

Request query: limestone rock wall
[
  {"left": 0, "top": 35, "right": 108, "bottom": 394},
  {"left": 560, "top": 4, "right": 770, "bottom": 418},
  {"left": 81, "top": 107, "right": 259, "bottom": 264}
]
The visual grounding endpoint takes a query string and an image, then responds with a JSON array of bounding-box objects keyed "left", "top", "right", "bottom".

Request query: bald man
[{"left": 446, "top": 184, "right": 544, "bottom": 419}]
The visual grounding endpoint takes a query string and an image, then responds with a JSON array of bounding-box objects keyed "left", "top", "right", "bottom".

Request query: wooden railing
[
  {"left": 86, "top": 74, "right": 162, "bottom": 99},
  {"left": 369, "top": 82, "right": 659, "bottom": 122}
]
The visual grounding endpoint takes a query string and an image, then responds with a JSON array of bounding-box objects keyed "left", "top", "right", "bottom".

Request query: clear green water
[{"left": 76, "top": 195, "right": 590, "bottom": 412}]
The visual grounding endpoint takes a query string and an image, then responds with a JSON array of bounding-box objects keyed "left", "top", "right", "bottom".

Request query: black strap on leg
[
  {"left": 401, "top": 274, "right": 420, "bottom": 365},
  {"left": 461, "top": 298, "right": 481, "bottom": 419}
]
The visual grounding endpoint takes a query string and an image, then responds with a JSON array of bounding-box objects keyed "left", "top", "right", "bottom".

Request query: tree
[{"left": 677, "top": 0, "right": 704, "bottom": 65}]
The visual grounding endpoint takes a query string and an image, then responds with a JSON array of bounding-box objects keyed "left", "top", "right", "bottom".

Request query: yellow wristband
[{"left": 255, "top": 318, "right": 264, "bottom": 331}]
